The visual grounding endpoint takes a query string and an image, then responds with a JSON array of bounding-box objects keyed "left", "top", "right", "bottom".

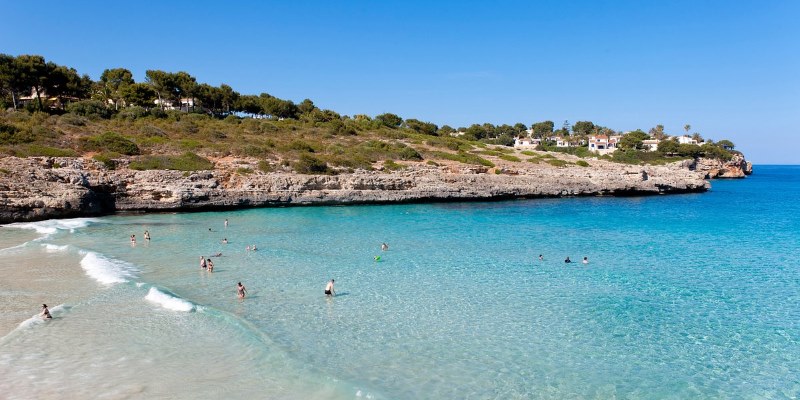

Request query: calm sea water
[{"left": 1, "top": 165, "right": 798, "bottom": 399}]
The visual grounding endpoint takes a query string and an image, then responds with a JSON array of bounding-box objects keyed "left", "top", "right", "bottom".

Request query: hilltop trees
[
  {"left": 99, "top": 68, "right": 134, "bottom": 110},
  {"left": 530, "top": 120, "right": 554, "bottom": 138},
  {"left": 571, "top": 121, "right": 595, "bottom": 136}
]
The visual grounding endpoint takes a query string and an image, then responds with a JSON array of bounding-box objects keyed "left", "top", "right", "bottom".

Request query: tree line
[{"left": 0, "top": 54, "right": 735, "bottom": 152}]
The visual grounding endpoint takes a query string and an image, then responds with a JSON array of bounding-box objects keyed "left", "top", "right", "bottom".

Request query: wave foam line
[
  {"left": 6, "top": 217, "right": 99, "bottom": 236},
  {"left": 79, "top": 251, "right": 138, "bottom": 285},
  {"left": 43, "top": 243, "right": 70, "bottom": 252},
  {"left": 145, "top": 287, "right": 196, "bottom": 312},
  {"left": 0, "top": 241, "right": 30, "bottom": 253}
]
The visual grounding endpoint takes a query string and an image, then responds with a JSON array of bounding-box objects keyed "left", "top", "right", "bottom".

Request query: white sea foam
[
  {"left": 7, "top": 218, "right": 99, "bottom": 236},
  {"left": 145, "top": 287, "right": 195, "bottom": 312},
  {"left": 43, "top": 244, "right": 70, "bottom": 252},
  {"left": 79, "top": 251, "right": 138, "bottom": 285},
  {"left": 0, "top": 241, "right": 29, "bottom": 253}
]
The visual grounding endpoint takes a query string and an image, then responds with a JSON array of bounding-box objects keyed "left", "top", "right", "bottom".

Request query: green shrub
[
  {"left": 92, "top": 152, "right": 120, "bottom": 169},
  {"left": 257, "top": 160, "right": 273, "bottom": 173},
  {"left": 520, "top": 150, "right": 537, "bottom": 156},
  {"left": 430, "top": 151, "right": 495, "bottom": 167},
  {"left": 15, "top": 145, "right": 78, "bottom": 157},
  {"left": 293, "top": 154, "right": 329, "bottom": 174},
  {"left": 576, "top": 160, "right": 590, "bottom": 167},
  {"left": 383, "top": 159, "right": 405, "bottom": 171},
  {"left": 398, "top": 146, "right": 422, "bottom": 161},
  {"left": 80, "top": 132, "right": 140, "bottom": 155},
  {"left": 66, "top": 100, "right": 111, "bottom": 119},
  {"left": 547, "top": 159, "right": 568, "bottom": 167},
  {"left": 499, "top": 154, "right": 521, "bottom": 162},
  {"left": 236, "top": 167, "right": 253, "bottom": 175},
  {"left": 116, "top": 106, "right": 148, "bottom": 120},
  {"left": 0, "top": 123, "right": 34, "bottom": 144},
  {"left": 59, "top": 113, "right": 88, "bottom": 126},
  {"left": 130, "top": 152, "right": 214, "bottom": 171}
]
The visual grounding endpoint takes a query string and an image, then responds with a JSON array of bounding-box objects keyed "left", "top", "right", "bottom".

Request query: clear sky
[{"left": 2, "top": 1, "right": 798, "bottom": 163}]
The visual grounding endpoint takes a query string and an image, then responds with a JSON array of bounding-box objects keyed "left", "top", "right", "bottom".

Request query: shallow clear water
[{"left": 1, "top": 166, "right": 799, "bottom": 399}]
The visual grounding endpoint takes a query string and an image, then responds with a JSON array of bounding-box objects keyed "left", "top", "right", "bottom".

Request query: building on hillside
[
  {"left": 588, "top": 135, "right": 621, "bottom": 155},
  {"left": 674, "top": 135, "right": 699, "bottom": 145},
  {"left": 642, "top": 139, "right": 661, "bottom": 151},
  {"left": 513, "top": 136, "right": 541, "bottom": 148}
]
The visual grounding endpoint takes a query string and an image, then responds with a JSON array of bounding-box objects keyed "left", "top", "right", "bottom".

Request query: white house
[
  {"left": 513, "top": 136, "right": 541, "bottom": 148},
  {"left": 642, "top": 139, "right": 660, "bottom": 151},
  {"left": 675, "top": 135, "right": 699, "bottom": 145},
  {"left": 588, "top": 135, "right": 620, "bottom": 154}
]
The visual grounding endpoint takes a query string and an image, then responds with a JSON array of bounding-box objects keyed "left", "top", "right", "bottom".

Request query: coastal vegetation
[{"left": 0, "top": 54, "right": 741, "bottom": 172}]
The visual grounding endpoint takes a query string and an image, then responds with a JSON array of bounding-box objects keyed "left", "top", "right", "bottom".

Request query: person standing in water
[
  {"left": 325, "top": 279, "right": 336, "bottom": 297},
  {"left": 224, "top": 219, "right": 228, "bottom": 228},
  {"left": 144, "top": 230, "right": 151, "bottom": 241},
  {"left": 237, "top": 282, "right": 247, "bottom": 299},
  {"left": 40, "top": 304, "right": 52, "bottom": 319},
  {"left": 207, "top": 258, "right": 214, "bottom": 272},
  {"left": 130, "top": 234, "right": 136, "bottom": 245},
  {"left": 200, "top": 256, "right": 207, "bottom": 269},
  {"left": 582, "top": 256, "right": 589, "bottom": 264}
]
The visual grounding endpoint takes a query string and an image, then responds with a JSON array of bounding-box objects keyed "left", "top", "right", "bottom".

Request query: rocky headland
[{"left": 0, "top": 153, "right": 749, "bottom": 224}]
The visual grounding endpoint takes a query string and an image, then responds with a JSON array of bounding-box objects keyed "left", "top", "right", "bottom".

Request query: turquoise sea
[{"left": 1, "top": 165, "right": 798, "bottom": 399}]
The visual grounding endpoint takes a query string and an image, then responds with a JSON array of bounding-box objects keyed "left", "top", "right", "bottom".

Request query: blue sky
[{"left": 2, "top": 1, "right": 798, "bottom": 163}]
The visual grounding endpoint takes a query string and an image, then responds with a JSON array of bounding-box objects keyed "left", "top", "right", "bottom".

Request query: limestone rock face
[
  {"left": 0, "top": 156, "right": 710, "bottom": 224},
  {"left": 694, "top": 154, "right": 753, "bottom": 178}
]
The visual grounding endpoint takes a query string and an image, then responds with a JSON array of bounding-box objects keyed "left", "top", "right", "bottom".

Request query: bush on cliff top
[{"left": 129, "top": 152, "right": 213, "bottom": 171}]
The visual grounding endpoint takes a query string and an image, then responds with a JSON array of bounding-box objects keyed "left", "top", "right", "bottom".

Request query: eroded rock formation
[{"left": 0, "top": 156, "right": 713, "bottom": 223}]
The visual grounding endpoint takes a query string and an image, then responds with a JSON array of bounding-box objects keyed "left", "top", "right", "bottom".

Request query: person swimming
[
  {"left": 222, "top": 238, "right": 228, "bottom": 244},
  {"left": 582, "top": 256, "right": 589, "bottom": 264},
  {"left": 251, "top": 244, "right": 257, "bottom": 251},
  {"left": 539, "top": 254, "right": 544, "bottom": 261},
  {"left": 381, "top": 243, "right": 389, "bottom": 251},
  {"left": 40, "top": 304, "right": 52, "bottom": 319},
  {"left": 325, "top": 279, "right": 336, "bottom": 296},
  {"left": 564, "top": 257, "right": 572, "bottom": 263},
  {"left": 237, "top": 282, "right": 247, "bottom": 299}
]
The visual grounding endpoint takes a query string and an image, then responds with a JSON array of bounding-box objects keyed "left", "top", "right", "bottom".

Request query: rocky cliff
[
  {"left": 0, "top": 156, "right": 711, "bottom": 224},
  {"left": 694, "top": 154, "right": 753, "bottom": 178}
]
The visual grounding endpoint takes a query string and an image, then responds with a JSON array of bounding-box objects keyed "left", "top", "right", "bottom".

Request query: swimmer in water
[
  {"left": 252, "top": 245, "right": 257, "bottom": 251},
  {"left": 381, "top": 243, "right": 389, "bottom": 251},
  {"left": 130, "top": 234, "right": 136, "bottom": 245},
  {"left": 207, "top": 259, "right": 214, "bottom": 272},
  {"left": 564, "top": 257, "right": 571, "bottom": 263},
  {"left": 246, "top": 245, "right": 250, "bottom": 251},
  {"left": 40, "top": 304, "right": 52, "bottom": 319},
  {"left": 237, "top": 282, "right": 247, "bottom": 299},
  {"left": 224, "top": 219, "right": 228, "bottom": 228},
  {"left": 200, "top": 256, "right": 207, "bottom": 269},
  {"left": 539, "top": 254, "right": 543, "bottom": 261},
  {"left": 222, "top": 238, "right": 228, "bottom": 244},
  {"left": 582, "top": 256, "right": 589, "bottom": 264},
  {"left": 144, "top": 230, "right": 150, "bottom": 241},
  {"left": 325, "top": 279, "right": 336, "bottom": 297}
]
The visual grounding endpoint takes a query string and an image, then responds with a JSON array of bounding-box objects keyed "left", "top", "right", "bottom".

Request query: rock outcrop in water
[
  {"left": 693, "top": 154, "right": 753, "bottom": 178},
  {"left": 0, "top": 156, "right": 711, "bottom": 224}
]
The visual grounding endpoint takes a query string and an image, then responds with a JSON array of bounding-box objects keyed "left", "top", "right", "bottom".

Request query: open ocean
[{"left": 1, "top": 165, "right": 798, "bottom": 399}]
